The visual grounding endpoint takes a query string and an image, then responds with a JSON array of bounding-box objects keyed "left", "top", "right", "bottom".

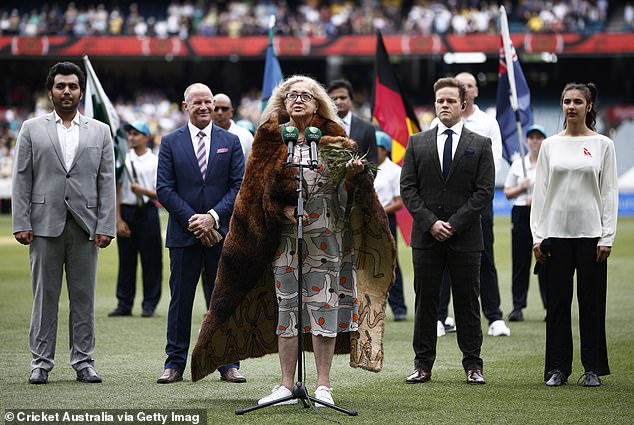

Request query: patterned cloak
[{"left": 190, "top": 113, "right": 395, "bottom": 382}]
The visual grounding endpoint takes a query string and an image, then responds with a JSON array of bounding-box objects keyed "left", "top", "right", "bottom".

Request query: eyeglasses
[
  {"left": 214, "top": 106, "right": 230, "bottom": 112},
  {"left": 285, "top": 92, "right": 314, "bottom": 103}
]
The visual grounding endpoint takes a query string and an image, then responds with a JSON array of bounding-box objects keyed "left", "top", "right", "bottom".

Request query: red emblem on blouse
[{"left": 583, "top": 147, "right": 592, "bottom": 157}]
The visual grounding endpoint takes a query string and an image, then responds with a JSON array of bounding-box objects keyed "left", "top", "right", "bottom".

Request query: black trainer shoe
[
  {"left": 545, "top": 370, "right": 567, "bottom": 386},
  {"left": 578, "top": 371, "right": 601, "bottom": 387}
]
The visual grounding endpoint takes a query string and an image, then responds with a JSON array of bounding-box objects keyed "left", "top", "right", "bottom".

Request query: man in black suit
[
  {"left": 400, "top": 77, "right": 494, "bottom": 385},
  {"left": 327, "top": 79, "right": 378, "bottom": 164}
]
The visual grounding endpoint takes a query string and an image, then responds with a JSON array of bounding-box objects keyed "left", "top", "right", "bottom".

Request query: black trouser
[
  {"left": 544, "top": 238, "right": 609, "bottom": 380},
  {"left": 511, "top": 205, "right": 547, "bottom": 311},
  {"left": 115, "top": 203, "right": 162, "bottom": 313},
  {"left": 412, "top": 246, "right": 483, "bottom": 372},
  {"left": 438, "top": 202, "right": 503, "bottom": 324},
  {"left": 387, "top": 213, "right": 407, "bottom": 316}
]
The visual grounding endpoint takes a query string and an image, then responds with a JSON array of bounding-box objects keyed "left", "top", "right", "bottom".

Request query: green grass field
[{"left": 1, "top": 213, "right": 633, "bottom": 424}]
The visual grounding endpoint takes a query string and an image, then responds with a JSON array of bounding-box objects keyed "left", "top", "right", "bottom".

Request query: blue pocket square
[{"left": 464, "top": 149, "right": 475, "bottom": 156}]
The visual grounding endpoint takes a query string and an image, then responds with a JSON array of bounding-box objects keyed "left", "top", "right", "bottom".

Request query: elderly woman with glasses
[{"left": 190, "top": 75, "right": 395, "bottom": 406}]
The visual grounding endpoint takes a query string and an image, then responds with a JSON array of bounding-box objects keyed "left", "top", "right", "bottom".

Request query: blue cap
[
  {"left": 526, "top": 124, "right": 547, "bottom": 138},
  {"left": 125, "top": 120, "right": 151, "bottom": 136},
  {"left": 375, "top": 130, "right": 392, "bottom": 151},
  {"left": 236, "top": 119, "right": 255, "bottom": 134}
]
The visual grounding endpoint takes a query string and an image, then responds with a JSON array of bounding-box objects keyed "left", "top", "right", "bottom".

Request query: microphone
[
  {"left": 282, "top": 126, "right": 299, "bottom": 165},
  {"left": 305, "top": 127, "right": 322, "bottom": 170}
]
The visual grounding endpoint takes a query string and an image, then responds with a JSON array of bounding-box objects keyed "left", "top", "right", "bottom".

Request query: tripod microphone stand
[{"left": 236, "top": 140, "right": 357, "bottom": 416}]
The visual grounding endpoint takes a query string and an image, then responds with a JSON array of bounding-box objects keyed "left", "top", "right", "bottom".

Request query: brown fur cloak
[{"left": 190, "top": 114, "right": 395, "bottom": 382}]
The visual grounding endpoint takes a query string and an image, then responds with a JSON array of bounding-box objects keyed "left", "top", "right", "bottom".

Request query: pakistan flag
[{"left": 82, "top": 55, "right": 128, "bottom": 182}]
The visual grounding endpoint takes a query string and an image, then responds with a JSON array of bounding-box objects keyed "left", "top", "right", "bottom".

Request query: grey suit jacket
[
  {"left": 400, "top": 125, "right": 494, "bottom": 252},
  {"left": 12, "top": 112, "right": 116, "bottom": 240}
]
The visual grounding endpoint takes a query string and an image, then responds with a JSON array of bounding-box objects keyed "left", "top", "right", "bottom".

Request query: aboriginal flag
[{"left": 372, "top": 31, "right": 421, "bottom": 245}]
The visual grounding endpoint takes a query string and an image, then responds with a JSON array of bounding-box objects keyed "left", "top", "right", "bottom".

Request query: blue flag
[
  {"left": 496, "top": 37, "right": 533, "bottom": 164},
  {"left": 261, "top": 43, "right": 282, "bottom": 110}
]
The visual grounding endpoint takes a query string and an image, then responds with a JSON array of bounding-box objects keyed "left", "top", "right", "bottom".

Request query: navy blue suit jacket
[{"left": 157, "top": 123, "right": 244, "bottom": 248}]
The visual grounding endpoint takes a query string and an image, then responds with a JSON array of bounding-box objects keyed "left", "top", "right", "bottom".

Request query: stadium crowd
[{"left": 0, "top": 1, "right": 620, "bottom": 39}]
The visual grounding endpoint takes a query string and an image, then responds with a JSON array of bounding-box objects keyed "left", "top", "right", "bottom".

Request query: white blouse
[{"left": 530, "top": 134, "right": 618, "bottom": 246}]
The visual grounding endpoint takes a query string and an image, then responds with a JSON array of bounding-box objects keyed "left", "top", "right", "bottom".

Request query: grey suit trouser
[{"left": 29, "top": 216, "right": 98, "bottom": 372}]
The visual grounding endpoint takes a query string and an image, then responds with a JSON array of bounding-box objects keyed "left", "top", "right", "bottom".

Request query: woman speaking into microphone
[{"left": 190, "top": 75, "right": 395, "bottom": 407}]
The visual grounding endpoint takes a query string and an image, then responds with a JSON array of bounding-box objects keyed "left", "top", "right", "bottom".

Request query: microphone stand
[{"left": 236, "top": 144, "right": 357, "bottom": 417}]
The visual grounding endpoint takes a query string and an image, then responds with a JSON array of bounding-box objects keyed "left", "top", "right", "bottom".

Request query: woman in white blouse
[{"left": 530, "top": 83, "right": 618, "bottom": 388}]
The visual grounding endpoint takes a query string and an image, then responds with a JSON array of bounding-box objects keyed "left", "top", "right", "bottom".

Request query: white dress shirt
[
  {"left": 435, "top": 120, "right": 464, "bottom": 173},
  {"left": 374, "top": 157, "right": 401, "bottom": 208},
  {"left": 54, "top": 111, "right": 81, "bottom": 170},
  {"left": 187, "top": 121, "right": 219, "bottom": 228},
  {"left": 431, "top": 104, "right": 503, "bottom": 174},
  {"left": 341, "top": 110, "right": 352, "bottom": 136},
  {"left": 530, "top": 134, "right": 618, "bottom": 246},
  {"left": 228, "top": 120, "right": 254, "bottom": 159},
  {"left": 120, "top": 149, "right": 158, "bottom": 205}
]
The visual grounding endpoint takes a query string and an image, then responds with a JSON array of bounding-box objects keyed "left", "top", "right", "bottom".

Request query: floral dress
[{"left": 272, "top": 142, "right": 359, "bottom": 337}]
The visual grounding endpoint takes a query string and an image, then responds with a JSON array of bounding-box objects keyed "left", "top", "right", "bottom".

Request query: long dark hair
[{"left": 560, "top": 82, "right": 598, "bottom": 131}]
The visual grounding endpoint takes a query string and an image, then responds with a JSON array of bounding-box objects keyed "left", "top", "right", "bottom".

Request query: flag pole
[{"left": 499, "top": 6, "right": 527, "bottom": 177}]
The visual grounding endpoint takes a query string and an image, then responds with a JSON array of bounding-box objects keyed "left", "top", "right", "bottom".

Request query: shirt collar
[
  {"left": 53, "top": 110, "right": 81, "bottom": 126},
  {"left": 188, "top": 121, "right": 212, "bottom": 138},
  {"left": 436, "top": 119, "right": 464, "bottom": 138},
  {"left": 463, "top": 104, "right": 481, "bottom": 122},
  {"left": 341, "top": 111, "right": 352, "bottom": 126}
]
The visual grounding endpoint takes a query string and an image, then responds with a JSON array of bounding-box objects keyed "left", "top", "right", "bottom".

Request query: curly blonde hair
[{"left": 260, "top": 75, "right": 341, "bottom": 125}]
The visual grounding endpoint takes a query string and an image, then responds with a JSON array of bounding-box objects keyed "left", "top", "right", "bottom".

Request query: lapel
[
  {"left": 68, "top": 114, "right": 90, "bottom": 172},
  {"left": 206, "top": 124, "right": 221, "bottom": 181},
  {"left": 45, "top": 112, "right": 67, "bottom": 172},
  {"left": 177, "top": 126, "right": 201, "bottom": 179},
  {"left": 445, "top": 128, "right": 473, "bottom": 182},
  {"left": 426, "top": 127, "right": 443, "bottom": 180}
]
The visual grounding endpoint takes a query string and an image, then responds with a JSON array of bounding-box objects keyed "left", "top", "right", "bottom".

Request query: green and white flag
[{"left": 82, "top": 54, "right": 129, "bottom": 182}]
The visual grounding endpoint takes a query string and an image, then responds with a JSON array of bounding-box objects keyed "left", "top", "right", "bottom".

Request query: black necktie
[{"left": 442, "top": 129, "right": 453, "bottom": 180}]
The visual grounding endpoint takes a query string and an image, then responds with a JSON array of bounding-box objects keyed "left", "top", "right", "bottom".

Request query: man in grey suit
[
  {"left": 400, "top": 77, "right": 494, "bottom": 385},
  {"left": 12, "top": 62, "right": 116, "bottom": 385},
  {"left": 327, "top": 79, "right": 378, "bottom": 164}
]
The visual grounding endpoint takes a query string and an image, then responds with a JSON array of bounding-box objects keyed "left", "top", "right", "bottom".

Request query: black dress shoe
[
  {"left": 76, "top": 367, "right": 102, "bottom": 383},
  {"left": 28, "top": 368, "right": 48, "bottom": 384},
  {"left": 157, "top": 368, "right": 183, "bottom": 384},
  {"left": 508, "top": 309, "right": 524, "bottom": 322},
  {"left": 545, "top": 370, "right": 567, "bottom": 386},
  {"left": 578, "top": 371, "right": 601, "bottom": 387},
  {"left": 141, "top": 310, "right": 154, "bottom": 318},
  {"left": 220, "top": 367, "right": 247, "bottom": 383},
  {"left": 466, "top": 369, "right": 485, "bottom": 385},
  {"left": 406, "top": 369, "right": 432, "bottom": 384},
  {"left": 108, "top": 308, "right": 132, "bottom": 317}
]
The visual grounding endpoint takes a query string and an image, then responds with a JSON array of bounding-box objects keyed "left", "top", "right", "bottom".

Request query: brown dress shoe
[
  {"left": 157, "top": 368, "right": 183, "bottom": 384},
  {"left": 220, "top": 367, "right": 247, "bottom": 383},
  {"left": 406, "top": 369, "right": 432, "bottom": 384},
  {"left": 466, "top": 369, "right": 485, "bottom": 385}
]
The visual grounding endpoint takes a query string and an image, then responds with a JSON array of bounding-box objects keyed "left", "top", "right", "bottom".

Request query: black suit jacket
[
  {"left": 400, "top": 125, "right": 494, "bottom": 252},
  {"left": 349, "top": 113, "right": 378, "bottom": 164}
]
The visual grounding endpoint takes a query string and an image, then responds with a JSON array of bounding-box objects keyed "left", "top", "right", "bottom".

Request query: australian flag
[{"left": 496, "top": 36, "right": 534, "bottom": 164}]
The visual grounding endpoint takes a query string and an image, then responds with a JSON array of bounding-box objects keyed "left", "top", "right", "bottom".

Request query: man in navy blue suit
[{"left": 156, "top": 83, "right": 245, "bottom": 384}]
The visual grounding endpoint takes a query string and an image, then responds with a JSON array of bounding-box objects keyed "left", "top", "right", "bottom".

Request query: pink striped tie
[{"left": 196, "top": 131, "right": 207, "bottom": 179}]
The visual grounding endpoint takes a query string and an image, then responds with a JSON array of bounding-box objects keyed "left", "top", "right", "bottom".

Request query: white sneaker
[
  {"left": 314, "top": 386, "right": 334, "bottom": 407},
  {"left": 258, "top": 385, "right": 297, "bottom": 406},
  {"left": 437, "top": 320, "right": 446, "bottom": 337},
  {"left": 444, "top": 316, "right": 456, "bottom": 333},
  {"left": 488, "top": 320, "right": 511, "bottom": 337}
]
